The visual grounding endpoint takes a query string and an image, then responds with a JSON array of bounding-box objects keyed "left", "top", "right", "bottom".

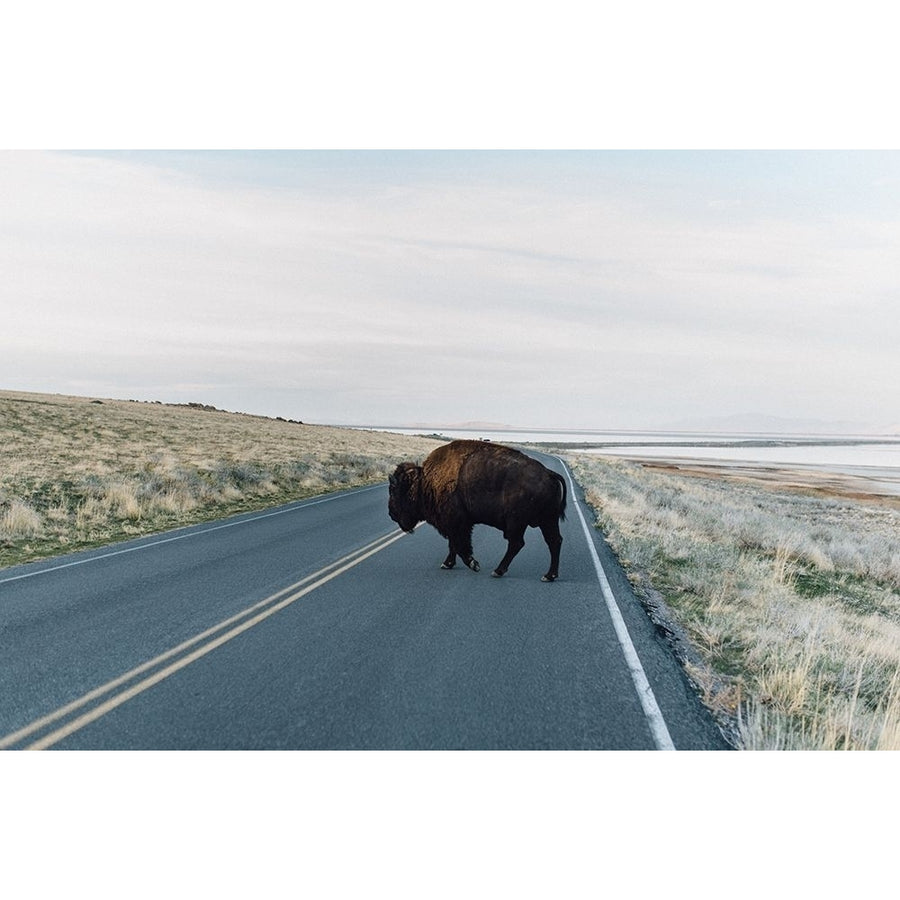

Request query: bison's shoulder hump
[{"left": 424, "top": 440, "right": 541, "bottom": 481}]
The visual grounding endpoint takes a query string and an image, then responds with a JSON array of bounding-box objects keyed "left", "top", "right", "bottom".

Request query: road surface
[{"left": 0, "top": 454, "right": 729, "bottom": 750}]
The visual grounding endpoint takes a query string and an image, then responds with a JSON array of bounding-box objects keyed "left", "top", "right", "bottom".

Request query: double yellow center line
[{"left": 0, "top": 528, "right": 409, "bottom": 751}]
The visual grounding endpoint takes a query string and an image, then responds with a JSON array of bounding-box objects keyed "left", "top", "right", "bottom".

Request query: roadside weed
[{"left": 568, "top": 454, "right": 900, "bottom": 750}]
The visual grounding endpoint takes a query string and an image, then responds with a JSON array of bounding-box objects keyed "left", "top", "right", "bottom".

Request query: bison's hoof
[
  {"left": 465, "top": 558, "right": 480, "bottom": 572},
  {"left": 440, "top": 562, "right": 455, "bottom": 570},
  {"left": 491, "top": 569, "right": 505, "bottom": 578},
  {"left": 541, "top": 574, "right": 557, "bottom": 582}
]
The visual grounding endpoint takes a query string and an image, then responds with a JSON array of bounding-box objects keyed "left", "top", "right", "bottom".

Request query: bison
[{"left": 388, "top": 440, "right": 566, "bottom": 581}]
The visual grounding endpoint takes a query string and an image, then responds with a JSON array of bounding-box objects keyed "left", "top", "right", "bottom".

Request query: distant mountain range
[
  {"left": 395, "top": 414, "right": 900, "bottom": 437},
  {"left": 660, "top": 413, "right": 898, "bottom": 436},
  {"left": 399, "top": 420, "right": 515, "bottom": 431}
]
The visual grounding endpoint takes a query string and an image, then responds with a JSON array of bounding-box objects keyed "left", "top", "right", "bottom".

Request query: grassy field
[
  {"left": 566, "top": 454, "right": 900, "bottom": 750},
  {"left": 0, "top": 390, "right": 442, "bottom": 569}
]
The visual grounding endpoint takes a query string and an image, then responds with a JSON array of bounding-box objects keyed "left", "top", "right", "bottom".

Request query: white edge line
[
  {"left": 0, "top": 483, "right": 383, "bottom": 586},
  {"left": 555, "top": 456, "right": 676, "bottom": 751}
]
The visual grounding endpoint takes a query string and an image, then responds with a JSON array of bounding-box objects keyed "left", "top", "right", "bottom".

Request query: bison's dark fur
[{"left": 388, "top": 440, "right": 567, "bottom": 581}]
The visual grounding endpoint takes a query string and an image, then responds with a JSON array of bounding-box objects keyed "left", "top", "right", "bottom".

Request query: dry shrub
[
  {"left": 1, "top": 501, "right": 43, "bottom": 539},
  {"left": 103, "top": 483, "right": 142, "bottom": 521}
]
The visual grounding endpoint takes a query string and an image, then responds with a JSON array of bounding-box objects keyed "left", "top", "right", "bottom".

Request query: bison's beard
[
  {"left": 389, "top": 507, "right": 418, "bottom": 534},
  {"left": 397, "top": 514, "right": 418, "bottom": 534}
]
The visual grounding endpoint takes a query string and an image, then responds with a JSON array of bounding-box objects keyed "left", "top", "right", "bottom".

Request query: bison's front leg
[
  {"left": 453, "top": 525, "right": 479, "bottom": 572},
  {"left": 441, "top": 535, "right": 479, "bottom": 572},
  {"left": 441, "top": 545, "right": 457, "bottom": 569}
]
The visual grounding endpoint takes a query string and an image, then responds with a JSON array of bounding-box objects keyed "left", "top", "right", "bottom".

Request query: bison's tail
[{"left": 553, "top": 470, "right": 567, "bottom": 521}]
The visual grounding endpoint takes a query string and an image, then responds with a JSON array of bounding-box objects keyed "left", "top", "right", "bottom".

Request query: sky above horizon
[{"left": 2, "top": 149, "right": 899, "bottom": 431}]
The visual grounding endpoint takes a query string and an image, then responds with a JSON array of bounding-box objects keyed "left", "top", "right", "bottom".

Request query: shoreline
[{"left": 611, "top": 455, "right": 900, "bottom": 508}]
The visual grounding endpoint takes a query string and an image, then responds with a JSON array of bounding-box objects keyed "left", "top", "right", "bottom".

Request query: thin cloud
[{"left": 2, "top": 150, "right": 898, "bottom": 430}]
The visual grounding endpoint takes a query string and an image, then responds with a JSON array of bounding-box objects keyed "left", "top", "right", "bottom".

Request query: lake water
[{"left": 372, "top": 426, "right": 900, "bottom": 491}]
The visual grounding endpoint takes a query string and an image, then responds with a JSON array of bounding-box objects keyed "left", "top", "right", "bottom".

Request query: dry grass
[
  {"left": 0, "top": 390, "right": 442, "bottom": 569},
  {"left": 1, "top": 500, "right": 43, "bottom": 539},
  {"left": 567, "top": 454, "right": 900, "bottom": 750}
]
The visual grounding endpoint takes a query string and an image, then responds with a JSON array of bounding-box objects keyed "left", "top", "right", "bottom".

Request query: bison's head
[{"left": 388, "top": 462, "right": 423, "bottom": 533}]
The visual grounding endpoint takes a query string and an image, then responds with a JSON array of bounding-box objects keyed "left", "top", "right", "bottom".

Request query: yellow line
[
  {"left": 26, "top": 530, "right": 407, "bottom": 751},
  {"left": 0, "top": 529, "right": 405, "bottom": 751}
]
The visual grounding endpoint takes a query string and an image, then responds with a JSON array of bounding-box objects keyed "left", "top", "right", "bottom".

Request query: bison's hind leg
[
  {"left": 539, "top": 520, "right": 563, "bottom": 582},
  {"left": 491, "top": 523, "right": 526, "bottom": 578},
  {"left": 440, "top": 549, "right": 456, "bottom": 570}
]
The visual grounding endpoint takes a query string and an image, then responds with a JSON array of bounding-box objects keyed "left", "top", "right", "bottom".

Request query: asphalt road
[{"left": 0, "top": 455, "right": 729, "bottom": 750}]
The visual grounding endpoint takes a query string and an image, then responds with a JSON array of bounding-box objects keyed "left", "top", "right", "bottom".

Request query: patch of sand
[{"left": 629, "top": 457, "right": 900, "bottom": 510}]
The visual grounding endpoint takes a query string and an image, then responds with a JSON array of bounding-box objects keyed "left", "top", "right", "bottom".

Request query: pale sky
[{"left": 2, "top": 149, "right": 898, "bottom": 431}]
